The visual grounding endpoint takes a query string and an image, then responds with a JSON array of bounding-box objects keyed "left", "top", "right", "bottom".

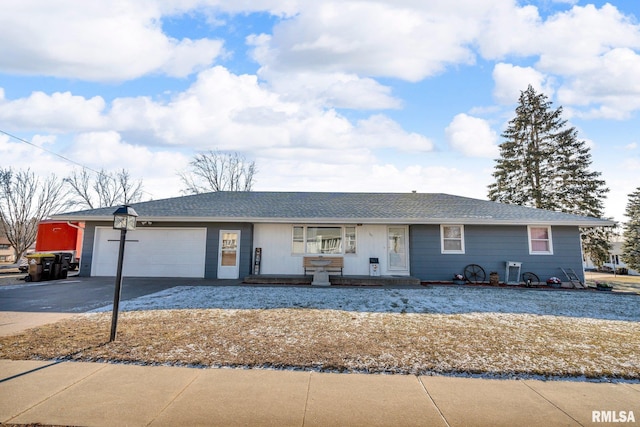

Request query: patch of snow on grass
[{"left": 92, "top": 285, "right": 640, "bottom": 321}]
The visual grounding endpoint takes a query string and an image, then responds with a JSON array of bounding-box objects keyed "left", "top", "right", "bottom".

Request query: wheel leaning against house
[
  {"left": 521, "top": 272, "right": 541, "bottom": 287},
  {"left": 463, "top": 264, "right": 486, "bottom": 284}
]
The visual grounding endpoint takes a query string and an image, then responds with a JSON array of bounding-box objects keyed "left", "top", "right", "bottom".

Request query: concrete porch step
[{"left": 243, "top": 274, "right": 422, "bottom": 286}]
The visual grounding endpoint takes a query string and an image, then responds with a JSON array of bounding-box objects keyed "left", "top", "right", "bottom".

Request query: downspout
[{"left": 66, "top": 221, "right": 85, "bottom": 230}]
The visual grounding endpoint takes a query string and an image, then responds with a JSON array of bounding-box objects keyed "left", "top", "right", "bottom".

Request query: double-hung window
[
  {"left": 441, "top": 225, "right": 465, "bottom": 254},
  {"left": 528, "top": 226, "right": 553, "bottom": 254}
]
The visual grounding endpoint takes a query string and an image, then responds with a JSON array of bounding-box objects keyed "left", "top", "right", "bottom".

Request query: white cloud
[
  {"left": 354, "top": 115, "right": 434, "bottom": 152},
  {"left": 478, "top": 3, "right": 640, "bottom": 69},
  {"left": 190, "top": 0, "right": 300, "bottom": 17},
  {"left": 0, "top": 129, "right": 192, "bottom": 201},
  {"left": 106, "top": 66, "right": 426, "bottom": 155},
  {"left": 3, "top": 0, "right": 638, "bottom": 122},
  {"left": 0, "top": 90, "right": 106, "bottom": 132},
  {"left": 476, "top": 4, "right": 542, "bottom": 59},
  {"left": 0, "top": 65, "right": 432, "bottom": 197},
  {"left": 0, "top": 133, "right": 72, "bottom": 178},
  {"left": 254, "top": 158, "right": 491, "bottom": 202},
  {"left": 250, "top": 1, "right": 488, "bottom": 82},
  {"left": 296, "top": 74, "right": 402, "bottom": 110},
  {"left": 603, "top": 167, "right": 640, "bottom": 222},
  {"left": 445, "top": 114, "right": 498, "bottom": 158},
  {"left": 558, "top": 48, "right": 640, "bottom": 119},
  {"left": 480, "top": 3, "right": 640, "bottom": 118},
  {"left": 69, "top": 132, "right": 191, "bottom": 184},
  {"left": 534, "top": 4, "right": 640, "bottom": 75},
  {"left": 65, "top": 131, "right": 191, "bottom": 200},
  {"left": 160, "top": 38, "right": 226, "bottom": 77},
  {"left": 0, "top": 0, "right": 224, "bottom": 81},
  {"left": 248, "top": 33, "right": 402, "bottom": 110},
  {"left": 492, "top": 63, "right": 552, "bottom": 105}
]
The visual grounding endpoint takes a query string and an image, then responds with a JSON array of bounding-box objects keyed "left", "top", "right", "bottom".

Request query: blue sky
[{"left": 0, "top": 0, "right": 638, "bottom": 223}]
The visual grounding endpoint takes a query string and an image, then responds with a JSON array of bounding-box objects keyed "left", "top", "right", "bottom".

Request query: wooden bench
[{"left": 303, "top": 256, "right": 344, "bottom": 276}]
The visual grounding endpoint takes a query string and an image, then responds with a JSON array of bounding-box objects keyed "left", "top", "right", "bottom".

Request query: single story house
[{"left": 53, "top": 191, "right": 614, "bottom": 283}]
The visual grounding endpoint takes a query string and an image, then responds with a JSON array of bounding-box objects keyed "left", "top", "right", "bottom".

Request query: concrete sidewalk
[
  {"left": 0, "top": 311, "right": 80, "bottom": 337},
  {"left": 1, "top": 360, "right": 639, "bottom": 426}
]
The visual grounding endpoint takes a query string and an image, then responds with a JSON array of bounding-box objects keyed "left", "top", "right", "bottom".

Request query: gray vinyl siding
[
  {"left": 409, "top": 225, "right": 584, "bottom": 282},
  {"left": 78, "top": 221, "right": 109, "bottom": 277},
  {"left": 204, "top": 223, "right": 254, "bottom": 279},
  {"left": 79, "top": 221, "right": 253, "bottom": 279}
]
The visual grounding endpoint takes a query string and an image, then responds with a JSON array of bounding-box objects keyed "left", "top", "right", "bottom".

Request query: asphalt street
[{"left": 0, "top": 275, "right": 240, "bottom": 313}]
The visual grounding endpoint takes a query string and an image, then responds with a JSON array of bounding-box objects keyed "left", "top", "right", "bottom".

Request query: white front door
[{"left": 218, "top": 230, "right": 240, "bottom": 279}]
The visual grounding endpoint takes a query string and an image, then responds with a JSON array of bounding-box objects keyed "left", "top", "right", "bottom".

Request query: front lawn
[{"left": 1, "top": 286, "right": 638, "bottom": 380}]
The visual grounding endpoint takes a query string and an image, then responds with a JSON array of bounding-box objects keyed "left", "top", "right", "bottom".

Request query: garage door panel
[{"left": 92, "top": 228, "right": 206, "bottom": 278}]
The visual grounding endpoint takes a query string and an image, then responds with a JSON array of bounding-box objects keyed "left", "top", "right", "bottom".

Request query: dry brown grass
[
  {"left": 584, "top": 272, "right": 640, "bottom": 294},
  {"left": 1, "top": 309, "right": 639, "bottom": 380}
]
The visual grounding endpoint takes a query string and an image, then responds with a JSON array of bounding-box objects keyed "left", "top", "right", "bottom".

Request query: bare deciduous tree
[
  {"left": 65, "top": 168, "right": 144, "bottom": 209},
  {"left": 179, "top": 150, "right": 257, "bottom": 194},
  {"left": 0, "top": 168, "right": 69, "bottom": 261}
]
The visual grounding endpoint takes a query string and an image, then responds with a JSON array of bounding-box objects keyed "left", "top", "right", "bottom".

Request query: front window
[
  {"left": 292, "top": 225, "right": 356, "bottom": 254},
  {"left": 528, "top": 226, "right": 553, "bottom": 254},
  {"left": 307, "top": 226, "right": 342, "bottom": 254},
  {"left": 441, "top": 225, "right": 465, "bottom": 254}
]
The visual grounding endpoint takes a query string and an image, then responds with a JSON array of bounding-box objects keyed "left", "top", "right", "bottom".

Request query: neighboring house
[
  {"left": 584, "top": 237, "right": 639, "bottom": 276},
  {"left": 0, "top": 236, "right": 14, "bottom": 263},
  {"left": 52, "top": 192, "right": 614, "bottom": 283}
]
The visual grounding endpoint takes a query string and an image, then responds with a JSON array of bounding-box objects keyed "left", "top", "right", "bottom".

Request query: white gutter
[{"left": 52, "top": 214, "right": 616, "bottom": 228}]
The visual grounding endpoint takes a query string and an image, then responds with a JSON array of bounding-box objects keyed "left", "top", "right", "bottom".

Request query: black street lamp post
[{"left": 110, "top": 205, "right": 138, "bottom": 342}]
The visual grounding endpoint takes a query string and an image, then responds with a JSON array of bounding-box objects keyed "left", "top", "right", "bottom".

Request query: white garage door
[{"left": 91, "top": 227, "right": 207, "bottom": 277}]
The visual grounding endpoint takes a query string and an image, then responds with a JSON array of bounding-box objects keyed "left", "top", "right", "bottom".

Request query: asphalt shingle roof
[{"left": 54, "top": 192, "right": 614, "bottom": 227}]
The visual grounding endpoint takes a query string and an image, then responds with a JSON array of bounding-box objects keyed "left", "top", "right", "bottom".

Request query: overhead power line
[
  {"left": 0, "top": 128, "right": 156, "bottom": 199},
  {"left": 0, "top": 128, "right": 103, "bottom": 176}
]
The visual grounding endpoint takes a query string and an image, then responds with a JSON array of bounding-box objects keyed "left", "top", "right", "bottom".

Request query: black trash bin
[
  {"left": 41, "top": 255, "right": 56, "bottom": 281},
  {"left": 56, "top": 252, "right": 72, "bottom": 279}
]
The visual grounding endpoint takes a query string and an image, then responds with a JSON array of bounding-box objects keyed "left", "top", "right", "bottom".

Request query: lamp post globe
[{"left": 113, "top": 205, "right": 138, "bottom": 230}]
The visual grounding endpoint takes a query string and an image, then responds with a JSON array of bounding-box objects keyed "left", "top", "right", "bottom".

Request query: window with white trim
[
  {"left": 292, "top": 225, "right": 357, "bottom": 254},
  {"left": 441, "top": 225, "right": 465, "bottom": 254},
  {"left": 292, "top": 226, "right": 304, "bottom": 253},
  {"left": 528, "top": 226, "right": 553, "bottom": 254}
]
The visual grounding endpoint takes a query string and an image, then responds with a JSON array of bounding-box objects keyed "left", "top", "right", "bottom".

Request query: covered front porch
[{"left": 243, "top": 274, "right": 422, "bottom": 286}]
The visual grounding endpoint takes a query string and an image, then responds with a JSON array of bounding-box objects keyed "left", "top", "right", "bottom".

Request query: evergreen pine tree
[
  {"left": 488, "top": 85, "right": 611, "bottom": 264},
  {"left": 621, "top": 187, "right": 640, "bottom": 272}
]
